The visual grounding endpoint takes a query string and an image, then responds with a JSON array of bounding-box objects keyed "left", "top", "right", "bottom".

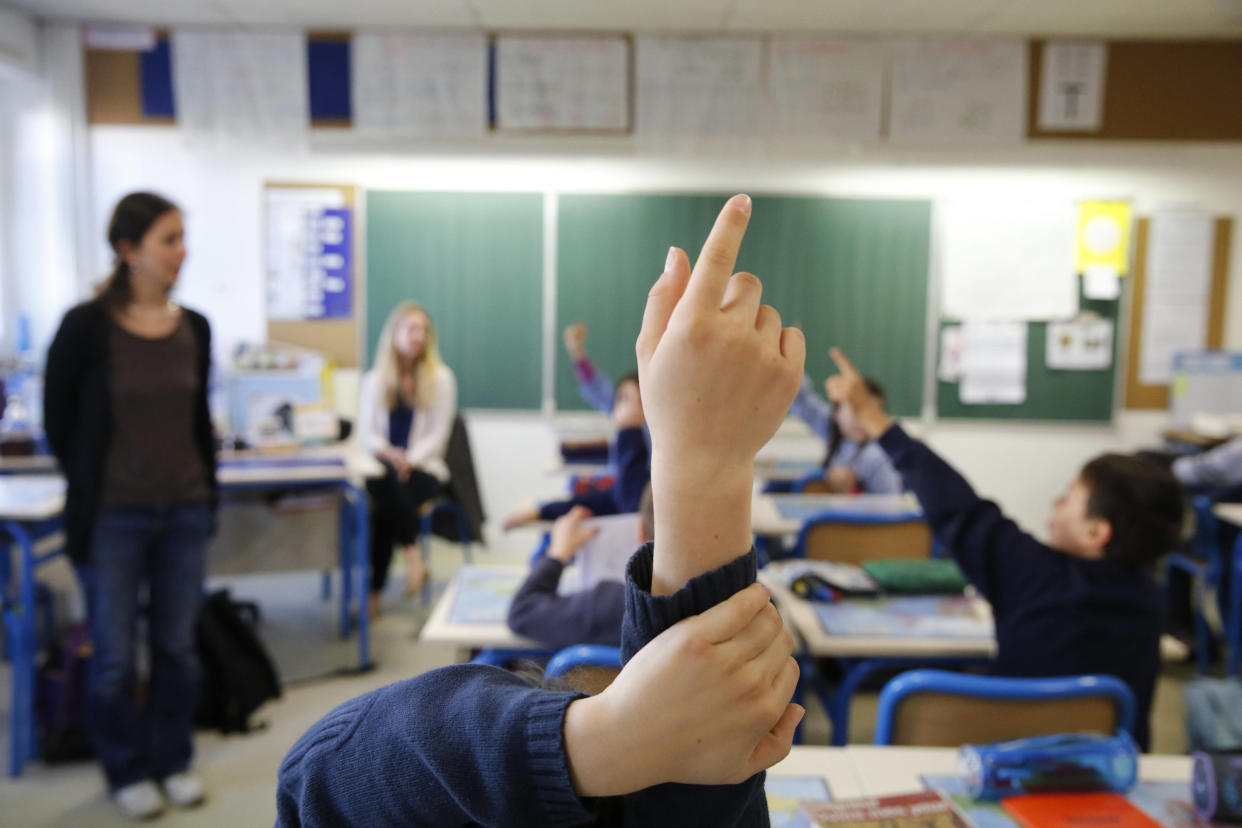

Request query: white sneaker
[
  {"left": 162, "top": 771, "right": 207, "bottom": 808},
  {"left": 113, "top": 780, "right": 165, "bottom": 821}
]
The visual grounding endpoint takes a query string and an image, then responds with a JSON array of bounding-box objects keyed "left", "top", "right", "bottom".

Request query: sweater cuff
[
  {"left": 621, "top": 542, "right": 758, "bottom": 663},
  {"left": 573, "top": 357, "right": 596, "bottom": 384},
  {"left": 524, "top": 691, "right": 596, "bottom": 825},
  {"left": 876, "top": 422, "right": 915, "bottom": 462}
]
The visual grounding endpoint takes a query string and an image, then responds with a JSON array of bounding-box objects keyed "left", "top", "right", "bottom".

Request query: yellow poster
[{"left": 1076, "top": 200, "right": 1132, "bottom": 276}]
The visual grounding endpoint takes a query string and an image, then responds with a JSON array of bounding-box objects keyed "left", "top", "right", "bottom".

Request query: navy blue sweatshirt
[
  {"left": 877, "top": 425, "right": 1162, "bottom": 751},
  {"left": 540, "top": 426, "right": 650, "bottom": 521},
  {"left": 508, "top": 557, "right": 626, "bottom": 648},
  {"left": 276, "top": 545, "right": 768, "bottom": 827}
]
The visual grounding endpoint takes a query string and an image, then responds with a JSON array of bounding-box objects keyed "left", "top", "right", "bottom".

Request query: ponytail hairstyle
[
  {"left": 97, "top": 192, "right": 180, "bottom": 309},
  {"left": 823, "top": 375, "right": 887, "bottom": 468},
  {"left": 372, "top": 301, "right": 445, "bottom": 412}
]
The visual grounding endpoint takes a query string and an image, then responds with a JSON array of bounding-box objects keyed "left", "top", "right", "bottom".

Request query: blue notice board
[{"left": 316, "top": 207, "right": 352, "bottom": 319}]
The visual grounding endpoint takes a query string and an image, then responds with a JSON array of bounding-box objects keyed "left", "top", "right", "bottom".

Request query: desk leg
[
  {"left": 338, "top": 495, "right": 352, "bottom": 639},
  {"left": 1230, "top": 535, "right": 1242, "bottom": 678},
  {"left": 347, "top": 484, "right": 372, "bottom": 671}
]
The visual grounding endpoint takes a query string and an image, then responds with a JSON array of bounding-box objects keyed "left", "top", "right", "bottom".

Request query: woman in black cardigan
[{"left": 44, "top": 193, "right": 217, "bottom": 821}]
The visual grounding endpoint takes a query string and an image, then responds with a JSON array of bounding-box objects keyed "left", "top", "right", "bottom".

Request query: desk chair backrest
[
  {"left": 545, "top": 645, "right": 623, "bottom": 696},
  {"left": 874, "top": 669, "right": 1136, "bottom": 747},
  {"left": 794, "top": 471, "right": 832, "bottom": 494},
  {"left": 795, "top": 511, "right": 932, "bottom": 566}
]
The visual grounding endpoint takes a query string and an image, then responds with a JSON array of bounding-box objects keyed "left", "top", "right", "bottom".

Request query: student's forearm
[{"left": 650, "top": 459, "right": 752, "bottom": 595}]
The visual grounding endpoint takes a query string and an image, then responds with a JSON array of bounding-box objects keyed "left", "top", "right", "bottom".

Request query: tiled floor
[{"left": 0, "top": 528, "right": 1199, "bottom": 825}]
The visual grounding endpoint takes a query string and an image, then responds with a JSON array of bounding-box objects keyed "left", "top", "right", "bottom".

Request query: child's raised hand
[
  {"left": 547, "top": 506, "right": 599, "bottom": 564},
  {"left": 563, "top": 583, "right": 803, "bottom": 795},
  {"left": 636, "top": 195, "right": 806, "bottom": 593},
  {"left": 563, "top": 323, "right": 588, "bottom": 360},
  {"left": 829, "top": 348, "right": 892, "bottom": 440}
]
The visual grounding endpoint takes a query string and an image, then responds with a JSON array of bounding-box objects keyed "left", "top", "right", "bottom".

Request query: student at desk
[
  {"left": 1172, "top": 436, "right": 1242, "bottom": 490},
  {"left": 502, "top": 379, "right": 649, "bottom": 531},
  {"left": 277, "top": 195, "right": 804, "bottom": 827},
  {"left": 829, "top": 348, "right": 1183, "bottom": 751},
  {"left": 360, "top": 302, "right": 457, "bottom": 615},
  {"left": 44, "top": 192, "right": 214, "bottom": 819},
  {"left": 507, "top": 487, "right": 655, "bottom": 648},
  {"left": 788, "top": 371, "right": 902, "bottom": 494}
]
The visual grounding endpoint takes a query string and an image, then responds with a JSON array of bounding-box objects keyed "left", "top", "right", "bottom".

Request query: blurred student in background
[
  {"left": 45, "top": 192, "right": 216, "bottom": 820},
  {"left": 359, "top": 302, "right": 457, "bottom": 616}
]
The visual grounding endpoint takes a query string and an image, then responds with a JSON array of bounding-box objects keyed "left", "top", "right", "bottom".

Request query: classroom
[{"left": 1, "top": 0, "right": 1241, "bottom": 825}]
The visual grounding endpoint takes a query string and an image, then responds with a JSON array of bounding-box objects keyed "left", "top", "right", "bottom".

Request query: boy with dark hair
[{"left": 829, "top": 348, "right": 1183, "bottom": 751}]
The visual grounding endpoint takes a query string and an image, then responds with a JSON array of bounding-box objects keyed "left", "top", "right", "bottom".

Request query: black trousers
[{"left": 366, "top": 461, "right": 443, "bottom": 593}]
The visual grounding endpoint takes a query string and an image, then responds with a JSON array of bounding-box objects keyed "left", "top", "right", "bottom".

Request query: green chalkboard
[
  {"left": 935, "top": 289, "right": 1120, "bottom": 421},
  {"left": 366, "top": 191, "right": 544, "bottom": 409},
  {"left": 556, "top": 194, "right": 933, "bottom": 416}
]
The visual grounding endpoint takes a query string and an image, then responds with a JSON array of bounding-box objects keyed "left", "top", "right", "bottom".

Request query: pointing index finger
[
  {"left": 684, "top": 194, "right": 753, "bottom": 310},
  {"left": 829, "top": 347, "right": 860, "bottom": 379}
]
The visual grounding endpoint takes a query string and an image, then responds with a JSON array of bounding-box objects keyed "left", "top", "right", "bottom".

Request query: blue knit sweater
[
  {"left": 276, "top": 545, "right": 769, "bottom": 826},
  {"left": 877, "top": 425, "right": 1163, "bottom": 750}
]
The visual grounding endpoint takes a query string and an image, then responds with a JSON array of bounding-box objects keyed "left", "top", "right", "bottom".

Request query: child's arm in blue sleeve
[
  {"left": 539, "top": 488, "right": 620, "bottom": 521},
  {"left": 854, "top": 442, "right": 905, "bottom": 494},
  {"left": 574, "top": 356, "right": 616, "bottom": 413},
  {"left": 876, "top": 424, "right": 1052, "bottom": 608},
  {"left": 507, "top": 557, "right": 624, "bottom": 648},
  {"left": 788, "top": 374, "right": 832, "bottom": 440},
  {"left": 275, "top": 667, "right": 594, "bottom": 827},
  {"left": 611, "top": 426, "right": 651, "bottom": 513},
  {"left": 1172, "top": 437, "right": 1242, "bottom": 488}
]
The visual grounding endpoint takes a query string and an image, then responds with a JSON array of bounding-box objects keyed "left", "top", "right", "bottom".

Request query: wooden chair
[
  {"left": 545, "top": 645, "right": 623, "bottom": 696},
  {"left": 873, "top": 669, "right": 1136, "bottom": 746},
  {"left": 793, "top": 511, "right": 933, "bottom": 565}
]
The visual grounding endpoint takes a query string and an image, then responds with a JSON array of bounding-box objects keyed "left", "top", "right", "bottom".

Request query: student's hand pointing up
[{"left": 829, "top": 347, "right": 893, "bottom": 440}]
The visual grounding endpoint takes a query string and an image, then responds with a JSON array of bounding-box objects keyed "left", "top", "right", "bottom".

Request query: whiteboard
[
  {"left": 767, "top": 36, "right": 884, "bottom": 142},
  {"left": 495, "top": 35, "right": 629, "bottom": 131},
  {"left": 351, "top": 32, "right": 488, "bottom": 137},
  {"left": 172, "top": 29, "right": 308, "bottom": 137},
  {"left": 888, "top": 38, "right": 1027, "bottom": 144},
  {"left": 635, "top": 36, "right": 763, "bottom": 142},
  {"left": 939, "top": 198, "right": 1079, "bottom": 321}
]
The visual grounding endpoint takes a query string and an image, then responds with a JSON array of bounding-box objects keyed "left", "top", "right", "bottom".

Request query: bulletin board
[{"left": 1123, "top": 216, "right": 1232, "bottom": 410}]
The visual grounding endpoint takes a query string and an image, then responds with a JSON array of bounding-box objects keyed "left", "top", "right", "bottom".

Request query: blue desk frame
[{"left": 1, "top": 476, "right": 372, "bottom": 778}]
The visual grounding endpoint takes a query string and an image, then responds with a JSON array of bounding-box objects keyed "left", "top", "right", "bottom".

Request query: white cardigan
[{"left": 358, "top": 365, "right": 457, "bottom": 483}]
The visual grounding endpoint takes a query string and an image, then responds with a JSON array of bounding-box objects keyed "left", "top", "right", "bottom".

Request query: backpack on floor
[
  {"left": 194, "top": 589, "right": 281, "bottom": 734},
  {"left": 36, "top": 621, "right": 94, "bottom": 763}
]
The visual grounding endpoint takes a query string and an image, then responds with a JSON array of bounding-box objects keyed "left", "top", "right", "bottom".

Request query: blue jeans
[{"left": 75, "top": 503, "right": 211, "bottom": 791}]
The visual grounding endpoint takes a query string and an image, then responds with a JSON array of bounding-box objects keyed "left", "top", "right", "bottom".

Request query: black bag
[
  {"left": 36, "top": 622, "right": 94, "bottom": 763},
  {"left": 194, "top": 589, "right": 280, "bottom": 734}
]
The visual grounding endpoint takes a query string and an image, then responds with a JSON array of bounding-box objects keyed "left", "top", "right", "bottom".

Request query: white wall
[
  {"left": 0, "top": 7, "right": 39, "bottom": 76},
  {"left": 85, "top": 127, "right": 1242, "bottom": 534}
]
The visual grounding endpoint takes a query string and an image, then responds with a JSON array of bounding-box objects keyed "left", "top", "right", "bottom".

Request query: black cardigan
[{"left": 43, "top": 299, "right": 218, "bottom": 564}]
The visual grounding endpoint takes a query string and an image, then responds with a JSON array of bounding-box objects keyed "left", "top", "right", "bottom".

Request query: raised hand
[
  {"left": 829, "top": 348, "right": 892, "bottom": 439},
  {"left": 563, "top": 323, "right": 589, "bottom": 360},
  {"left": 547, "top": 506, "right": 600, "bottom": 564}
]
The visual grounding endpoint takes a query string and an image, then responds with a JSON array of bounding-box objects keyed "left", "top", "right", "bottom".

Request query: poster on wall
[{"left": 265, "top": 187, "right": 352, "bottom": 321}]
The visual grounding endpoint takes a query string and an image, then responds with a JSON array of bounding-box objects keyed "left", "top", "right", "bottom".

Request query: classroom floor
[{"left": 0, "top": 529, "right": 1198, "bottom": 826}]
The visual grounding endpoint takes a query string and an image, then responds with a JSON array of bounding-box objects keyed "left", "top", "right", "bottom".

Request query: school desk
[
  {"left": 419, "top": 563, "right": 540, "bottom": 661},
  {"left": 0, "top": 446, "right": 382, "bottom": 777},
  {"left": 760, "top": 564, "right": 995, "bottom": 747},
  {"left": 752, "top": 492, "right": 923, "bottom": 537},
  {"left": 1210, "top": 502, "right": 1242, "bottom": 677}
]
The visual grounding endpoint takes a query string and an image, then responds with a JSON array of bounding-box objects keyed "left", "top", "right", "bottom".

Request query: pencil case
[
  {"left": 959, "top": 732, "right": 1138, "bottom": 800},
  {"left": 1193, "top": 750, "right": 1242, "bottom": 823}
]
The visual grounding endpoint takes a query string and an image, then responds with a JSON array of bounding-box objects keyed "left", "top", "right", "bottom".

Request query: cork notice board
[
  {"left": 264, "top": 182, "right": 361, "bottom": 367},
  {"left": 1124, "top": 216, "right": 1232, "bottom": 409}
]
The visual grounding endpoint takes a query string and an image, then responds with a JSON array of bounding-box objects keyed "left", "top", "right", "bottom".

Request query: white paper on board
[
  {"left": 960, "top": 322, "right": 1028, "bottom": 404},
  {"left": 1082, "top": 266, "right": 1121, "bottom": 300},
  {"left": 766, "top": 36, "right": 884, "bottom": 141},
  {"left": 939, "top": 326, "right": 964, "bottom": 382},
  {"left": 1038, "top": 41, "right": 1107, "bottom": 131},
  {"left": 939, "top": 198, "right": 1079, "bottom": 321},
  {"left": 557, "top": 513, "right": 643, "bottom": 595},
  {"left": 351, "top": 32, "right": 488, "bottom": 137},
  {"left": 1139, "top": 211, "right": 1214, "bottom": 385},
  {"left": 495, "top": 36, "right": 629, "bottom": 131},
  {"left": 888, "top": 38, "right": 1027, "bottom": 145},
  {"left": 265, "top": 188, "right": 346, "bottom": 321},
  {"left": 635, "top": 36, "right": 763, "bottom": 143},
  {"left": 1047, "top": 319, "right": 1114, "bottom": 370}
]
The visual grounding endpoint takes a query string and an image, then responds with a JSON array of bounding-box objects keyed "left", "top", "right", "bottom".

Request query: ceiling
[{"left": 7, "top": 0, "right": 1242, "bottom": 38}]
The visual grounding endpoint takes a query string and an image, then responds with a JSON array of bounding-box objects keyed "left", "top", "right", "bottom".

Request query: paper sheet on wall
[
  {"left": 766, "top": 37, "right": 884, "bottom": 141},
  {"left": 1038, "top": 41, "right": 1107, "bottom": 131},
  {"left": 1139, "top": 211, "right": 1214, "bottom": 385},
  {"left": 265, "top": 188, "right": 348, "bottom": 321},
  {"left": 495, "top": 36, "right": 629, "bottom": 131},
  {"left": 1047, "top": 318, "right": 1114, "bottom": 370},
  {"left": 172, "top": 29, "right": 308, "bottom": 138},
  {"left": 557, "top": 513, "right": 643, "bottom": 595},
  {"left": 938, "top": 325, "right": 964, "bottom": 381},
  {"left": 888, "top": 39, "right": 1027, "bottom": 144},
  {"left": 939, "top": 198, "right": 1079, "bottom": 321},
  {"left": 635, "top": 36, "right": 763, "bottom": 145},
  {"left": 960, "top": 322, "right": 1027, "bottom": 404},
  {"left": 351, "top": 33, "right": 487, "bottom": 137}
]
